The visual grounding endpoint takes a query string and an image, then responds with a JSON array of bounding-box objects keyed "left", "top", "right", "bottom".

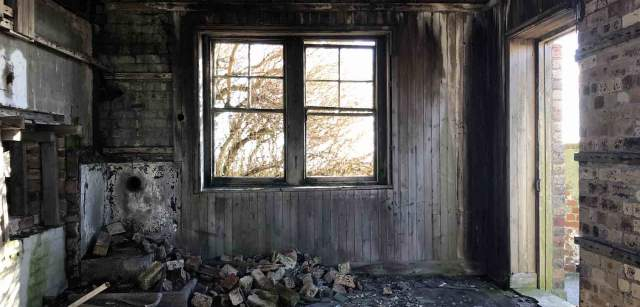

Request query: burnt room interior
[{"left": 0, "top": 0, "right": 637, "bottom": 306}]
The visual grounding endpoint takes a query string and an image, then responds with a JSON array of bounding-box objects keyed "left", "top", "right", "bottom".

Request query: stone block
[
  {"left": 137, "top": 261, "right": 164, "bottom": 291},
  {"left": 92, "top": 231, "right": 111, "bottom": 256},
  {"left": 620, "top": 279, "right": 631, "bottom": 293},
  {"left": 229, "top": 287, "right": 244, "bottom": 306},
  {"left": 334, "top": 273, "right": 356, "bottom": 289},
  {"left": 239, "top": 275, "right": 253, "bottom": 290},
  {"left": 251, "top": 269, "right": 274, "bottom": 290},
  {"left": 338, "top": 262, "right": 351, "bottom": 274},
  {"left": 166, "top": 259, "right": 184, "bottom": 271},
  {"left": 106, "top": 222, "right": 126, "bottom": 235},
  {"left": 191, "top": 292, "right": 213, "bottom": 307}
]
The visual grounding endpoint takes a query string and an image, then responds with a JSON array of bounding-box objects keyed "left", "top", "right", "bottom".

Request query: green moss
[
  {"left": 27, "top": 235, "right": 49, "bottom": 307},
  {"left": 563, "top": 144, "right": 579, "bottom": 201}
]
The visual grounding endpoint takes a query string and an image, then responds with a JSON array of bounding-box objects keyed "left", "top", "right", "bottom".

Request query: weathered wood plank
[
  {"left": 179, "top": 9, "right": 481, "bottom": 269},
  {"left": 40, "top": 139, "right": 60, "bottom": 226},
  {"left": 7, "top": 142, "right": 28, "bottom": 216}
]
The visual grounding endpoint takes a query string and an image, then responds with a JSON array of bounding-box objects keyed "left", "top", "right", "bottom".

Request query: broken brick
[
  {"left": 251, "top": 269, "right": 274, "bottom": 290},
  {"left": 335, "top": 273, "right": 356, "bottom": 289},
  {"left": 106, "top": 221, "right": 126, "bottom": 235},
  {"left": 93, "top": 231, "right": 111, "bottom": 257},
  {"left": 229, "top": 287, "right": 244, "bottom": 306},
  {"left": 137, "top": 261, "right": 164, "bottom": 291},
  {"left": 191, "top": 292, "right": 213, "bottom": 307}
]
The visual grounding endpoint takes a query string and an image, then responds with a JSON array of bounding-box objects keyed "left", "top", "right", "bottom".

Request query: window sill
[{"left": 200, "top": 184, "right": 392, "bottom": 193}]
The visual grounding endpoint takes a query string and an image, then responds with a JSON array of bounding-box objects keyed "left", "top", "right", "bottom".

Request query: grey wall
[
  {"left": 92, "top": 1, "right": 501, "bottom": 273},
  {"left": 80, "top": 162, "right": 180, "bottom": 258},
  {"left": 0, "top": 0, "right": 92, "bottom": 136},
  {"left": 0, "top": 227, "right": 67, "bottom": 307}
]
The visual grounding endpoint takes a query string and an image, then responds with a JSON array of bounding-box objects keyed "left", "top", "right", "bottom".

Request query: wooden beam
[
  {"left": 68, "top": 283, "right": 110, "bottom": 307},
  {"left": 1, "top": 130, "right": 21, "bottom": 141},
  {"left": 40, "top": 139, "right": 61, "bottom": 226},
  {"left": 105, "top": 1, "right": 487, "bottom": 13},
  {"left": 1, "top": 1, "right": 13, "bottom": 17},
  {"left": 15, "top": 0, "right": 34, "bottom": 38},
  {"left": 0, "top": 139, "right": 6, "bottom": 244},
  {"left": 0, "top": 116, "right": 25, "bottom": 129},
  {"left": 6, "top": 142, "right": 28, "bottom": 216},
  {"left": 22, "top": 131, "right": 56, "bottom": 143},
  {"left": 0, "top": 108, "right": 64, "bottom": 125},
  {"left": 35, "top": 124, "right": 83, "bottom": 136},
  {"left": 103, "top": 73, "right": 172, "bottom": 80}
]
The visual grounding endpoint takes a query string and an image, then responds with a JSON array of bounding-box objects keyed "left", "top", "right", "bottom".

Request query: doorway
[{"left": 537, "top": 29, "right": 580, "bottom": 306}]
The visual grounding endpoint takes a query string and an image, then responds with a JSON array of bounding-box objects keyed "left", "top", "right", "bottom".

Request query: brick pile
[{"left": 63, "top": 221, "right": 360, "bottom": 306}]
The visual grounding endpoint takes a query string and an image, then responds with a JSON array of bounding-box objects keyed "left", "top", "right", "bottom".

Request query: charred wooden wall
[
  {"left": 95, "top": 1, "right": 502, "bottom": 272},
  {"left": 506, "top": 0, "right": 574, "bottom": 33}
]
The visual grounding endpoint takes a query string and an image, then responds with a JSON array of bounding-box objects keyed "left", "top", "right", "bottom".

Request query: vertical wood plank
[
  {"left": 330, "top": 190, "right": 338, "bottom": 264},
  {"left": 431, "top": 13, "right": 442, "bottom": 260},
  {"left": 354, "top": 190, "right": 363, "bottom": 262},
  {"left": 41, "top": 139, "right": 60, "bottom": 226},
  {"left": 0, "top": 136, "right": 7, "bottom": 244},
  {"left": 423, "top": 11, "right": 434, "bottom": 261},
  {"left": 232, "top": 193, "right": 242, "bottom": 255},
  {"left": 7, "top": 142, "right": 28, "bottom": 216},
  {"left": 224, "top": 193, "right": 233, "bottom": 255},
  {"left": 15, "top": 0, "right": 34, "bottom": 38},
  {"left": 273, "top": 191, "right": 283, "bottom": 251},
  {"left": 208, "top": 195, "right": 217, "bottom": 257}
]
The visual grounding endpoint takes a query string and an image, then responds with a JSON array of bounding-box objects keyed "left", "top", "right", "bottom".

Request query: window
[
  {"left": 202, "top": 35, "right": 388, "bottom": 187},
  {"left": 211, "top": 42, "right": 285, "bottom": 179}
]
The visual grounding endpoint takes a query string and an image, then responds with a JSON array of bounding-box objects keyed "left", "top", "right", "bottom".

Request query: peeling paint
[{"left": 80, "top": 162, "right": 180, "bottom": 258}]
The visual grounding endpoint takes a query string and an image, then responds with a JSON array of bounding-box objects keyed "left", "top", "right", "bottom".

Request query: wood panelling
[
  {"left": 174, "top": 8, "right": 494, "bottom": 268},
  {"left": 508, "top": 39, "right": 537, "bottom": 276},
  {"left": 506, "top": 0, "right": 573, "bottom": 34}
]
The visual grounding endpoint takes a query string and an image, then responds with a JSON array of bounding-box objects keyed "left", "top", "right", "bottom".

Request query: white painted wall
[{"left": 0, "top": 227, "right": 67, "bottom": 307}]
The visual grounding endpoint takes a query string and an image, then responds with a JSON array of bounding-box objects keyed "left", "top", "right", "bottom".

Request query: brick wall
[
  {"left": 7, "top": 138, "right": 67, "bottom": 237},
  {"left": 549, "top": 43, "right": 580, "bottom": 292},
  {"left": 550, "top": 43, "right": 568, "bottom": 291},
  {"left": 577, "top": 0, "right": 640, "bottom": 306},
  {"left": 94, "top": 4, "right": 174, "bottom": 152}
]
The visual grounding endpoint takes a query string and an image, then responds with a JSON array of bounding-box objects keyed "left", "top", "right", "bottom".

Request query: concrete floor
[
  {"left": 309, "top": 275, "right": 539, "bottom": 307},
  {"left": 565, "top": 273, "right": 579, "bottom": 306}
]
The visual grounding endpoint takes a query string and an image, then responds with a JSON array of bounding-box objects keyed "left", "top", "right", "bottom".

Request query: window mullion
[
  {"left": 203, "top": 38, "right": 213, "bottom": 187},
  {"left": 285, "top": 38, "right": 305, "bottom": 185}
]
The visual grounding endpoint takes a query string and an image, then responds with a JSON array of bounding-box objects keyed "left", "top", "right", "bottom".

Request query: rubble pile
[
  {"left": 181, "top": 251, "right": 359, "bottom": 307},
  {"left": 64, "top": 222, "right": 360, "bottom": 306}
]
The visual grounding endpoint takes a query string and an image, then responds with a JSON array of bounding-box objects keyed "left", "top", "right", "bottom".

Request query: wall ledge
[
  {"left": 574, "top": 151, "right": 640, "bottom": 164},
  {"left": 575, "top": 236, "right": 640, "bottom": 268}
]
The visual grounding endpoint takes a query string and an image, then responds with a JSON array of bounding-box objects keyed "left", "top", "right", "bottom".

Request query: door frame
[
  {"left": 505, "top": 9, "right": 576, "bottom": 290},
  {"left": 536, "top": 27, "right": 577, "bottom": 292}
]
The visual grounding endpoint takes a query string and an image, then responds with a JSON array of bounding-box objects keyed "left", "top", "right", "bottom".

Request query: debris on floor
[
  {"left": 54, "top": 225, "right": 361, "bottom": 306},
  {"left": 341, "top": 275, "right": 540, "bottom": 307},
  {"left": 52, "top": 224, "right": 540, "bottom": 307}
]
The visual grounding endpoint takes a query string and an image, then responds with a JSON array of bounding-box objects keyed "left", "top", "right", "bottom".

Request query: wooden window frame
[{"left": 200, "top": 32, "right": 390, "bottom": 188}]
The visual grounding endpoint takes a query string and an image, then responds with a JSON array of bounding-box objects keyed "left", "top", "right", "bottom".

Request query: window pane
[
  {"left": 340, "top": 48, "right": 373, "bottom": 81},
  {"left": 214, "top": 43, "right": 249, "bottom": 76},
  {"left": 305, "top": 39, "right": 376, "bottom": 46},
  {"left": 306, "top": 115, "right": 374, "bottom": 177},
  {"left": 305, "top": 48, "right": 339, "bottom": 80},
  {"left": 213, "top": 112, "right": 284, "bottom": 177},
  {"left": 305, "top": 81, "right": 338, "bottom": 107},
  {"left": 250, "top": 44, "right": 283, "bottom": 77},
  {"left": 250, "top": 78, "right": 283, "bottom": 109},
  {"left": 340, "top": 82, "right": 373, "bottom": 108},
  {"left": 214, "top": 77, "right": 249, "bottom": 108}
]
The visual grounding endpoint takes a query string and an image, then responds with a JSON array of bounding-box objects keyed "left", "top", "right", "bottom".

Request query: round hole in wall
[
  {"left": 125, "top": 176, "right": 143, "bottom": 192},
  {"left": 177, "top": 113, "right": 185, "bottom": 121},
  {"left": 6, "top": 71, "right": 14, "bottom": 87}
]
